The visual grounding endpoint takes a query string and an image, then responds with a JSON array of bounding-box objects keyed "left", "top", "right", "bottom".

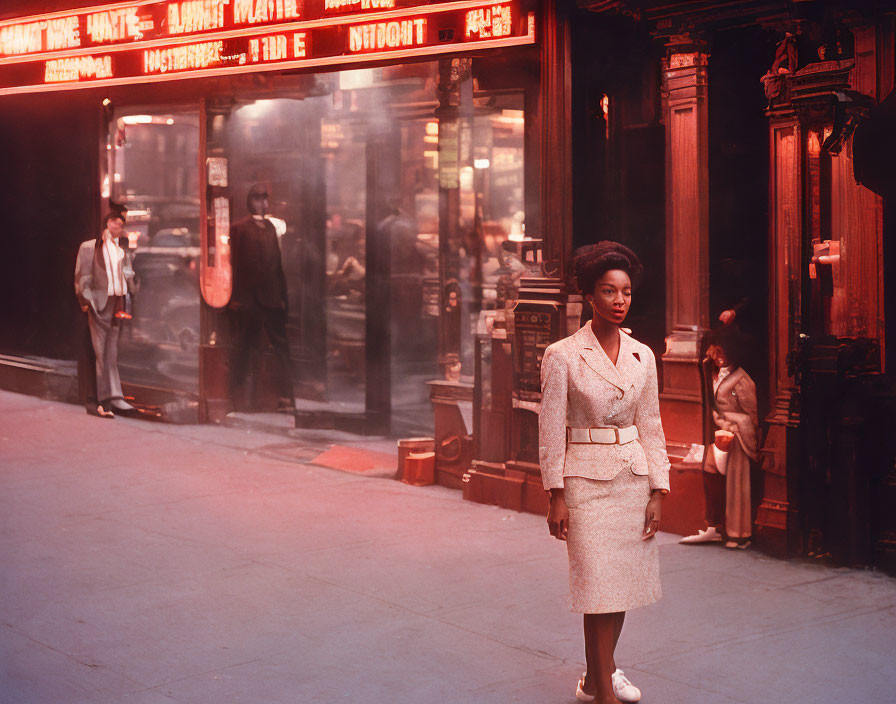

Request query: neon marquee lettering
[
  {"left": 86, "top": 9, "right": 145, "bottom": 43},
  {"left": 324, "top": 0, "right": 396, "bottom": 12},
  {"left": 1, "top": 18, "right": 81, "bottom": 56},
  {"left": 45, "top": 55, "right": 112, "bottom": 82},
  {"left": 143, "top": 40, "right": 223, "bottom": 73},
  {"left": 45, "top": 18, "right": 82, "bottom": 50},
  {"left": 248, "top": 34, "right": 288, "bottom": 62},
  {"left": 1, "top": 22, "right": 46, "bottom": 56},
  {"left": 347, "top": 18, "right": 426, "bottom": 53},
  {"left": 293, "top": 32, "right": 306, "bottom": 58},
  {"left": 465, "top": 4, "right": 512, "bottom": 40},
  {"left": 167, "top": 1, "right": 229, "bottom": 35},
  {"left": 232, "top": 0, "right": 301, "bottom": 25},
  {"left": 0, "top": 1, "right": 534, "bottom": 96}
]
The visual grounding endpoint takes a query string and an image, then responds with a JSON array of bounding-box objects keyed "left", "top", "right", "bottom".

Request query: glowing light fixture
[
  {"left": 339, "top": 67, "right": 376, "bottom": 90},
  {"left": 808, "top": 131, "right": 821, "bottom": 155},
  {"left": 238, "top": 98, "right": 275, "bottom": 118}
]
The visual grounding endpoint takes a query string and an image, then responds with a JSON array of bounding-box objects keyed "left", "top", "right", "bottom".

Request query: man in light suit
[{"left": 74, "top": 211, "right": 135, "bottom": 418}]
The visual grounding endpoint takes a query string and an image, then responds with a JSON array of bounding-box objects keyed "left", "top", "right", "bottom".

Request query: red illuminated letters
[
  {"left": 324, "top": 0, "right": 396, "bottom": 11},
  {"left": 232, "top": 0, "right": 301, "bottom": 25},
  {"left": 45, "top": 17, "right": 82, "bottom": 50},
  {"left": 249, "top": 34, "right": 289, "bottom": 62},
  {"left": 293, "top": 32, "right": 307, "bottom": 57},
  {"left": 465, "top": 4, "right": 512, "bottom": 40},
  {"left": 45, "top": 55, "right": 112, "bottom": 82},
  {"left": 347, "top": 18, "right": 426, "bottom": 53},
  {"left": 143, "top": 40, "right": 223, "bottom": 73},
  {"left": 167, "top": 1, "right": 228, "bottom": 34},
  {"left": 0, "top": 0, "right": 533, "bottom": 95},
  {"left": 0, "top": 22, "right": 43, "bottom": 56},
  {"left": 1, "top": 17, "right": 81, "bottom": 56}
]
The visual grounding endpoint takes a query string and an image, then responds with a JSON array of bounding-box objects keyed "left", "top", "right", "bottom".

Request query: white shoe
[
  {"left": 612, "top": 668, "right": 641, "bottom": 703},
  {"left": 575, "top": 673, "right": 594, "bottom": 702},
  {"left": 679, "top": 526, "right": 723, "bottom": 544}
]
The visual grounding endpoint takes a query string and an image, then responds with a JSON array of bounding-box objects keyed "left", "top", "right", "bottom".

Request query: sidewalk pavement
[{"left": 1, "top": 389, "right": 894, "bottom": 704}]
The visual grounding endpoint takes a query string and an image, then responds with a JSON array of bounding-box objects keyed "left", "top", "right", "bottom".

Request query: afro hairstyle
[{"left": 572, "top": 241, "right": 643, "bottom": 297}]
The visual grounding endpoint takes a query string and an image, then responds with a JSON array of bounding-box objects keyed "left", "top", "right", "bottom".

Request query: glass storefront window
[
  {"left": 108, "top": 110, "right": 201, "bottom": 394},
  {"left": 203, "top": 59, "right": 528, "bottom": 435}
]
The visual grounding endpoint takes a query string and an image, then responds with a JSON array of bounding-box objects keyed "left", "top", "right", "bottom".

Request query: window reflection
[
  {"left": 110, "top": 62, "right": 529, "bottom": 433},
  {"left": 109, "top": 111, "right": 201, "bottom": 393}
]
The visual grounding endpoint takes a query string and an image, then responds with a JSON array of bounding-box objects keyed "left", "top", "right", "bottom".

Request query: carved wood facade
[
  {"left": 580, "top": 0, "right": 895, "bottom": 566},
  {"left": 659, "top": 39, "right": 710, "bottom": 456}
]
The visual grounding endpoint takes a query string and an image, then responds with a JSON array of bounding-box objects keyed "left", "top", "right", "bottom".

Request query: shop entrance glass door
[
  {"left": 108, "top": 108, "right": 201, "bottom": 402},
  {"left": 217, "top": 67, "right": 441, "bottom": 435},
  {"left": 201, "top": 60, "right": 527, "bottom": 437},
  {"left": 223, "top": 93, "right": 371, "bottom": 427}
]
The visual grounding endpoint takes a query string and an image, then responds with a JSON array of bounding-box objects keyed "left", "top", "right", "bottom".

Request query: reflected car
[{"left": 131, "top": 227, "right": 201, "bottom": 352}]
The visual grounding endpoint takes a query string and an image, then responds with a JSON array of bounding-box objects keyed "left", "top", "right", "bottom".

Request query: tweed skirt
[{"left": 565, "top": 471, "right": 661, "bottom": 614}]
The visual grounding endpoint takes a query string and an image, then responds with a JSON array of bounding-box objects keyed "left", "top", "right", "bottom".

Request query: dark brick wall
[{"left": 0, "top": 93, "right": 101, "bottom": 359}]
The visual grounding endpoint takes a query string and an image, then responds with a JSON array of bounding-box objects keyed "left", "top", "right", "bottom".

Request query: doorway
[
  {"left": 207, "top": 68, "right": 443, "bottom": 435},
  {"left": 201, "top": 61, "right": 529, "bottom": 437}
]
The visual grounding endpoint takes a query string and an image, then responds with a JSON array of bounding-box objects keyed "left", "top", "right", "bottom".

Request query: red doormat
[{"left": 311, "top": 445, "right": 397, "bottom": 477}]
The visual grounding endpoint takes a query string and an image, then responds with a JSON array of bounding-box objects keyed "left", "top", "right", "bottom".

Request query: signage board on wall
[{"left": 0, "top": 0, "right": 536, "bottom": 95}]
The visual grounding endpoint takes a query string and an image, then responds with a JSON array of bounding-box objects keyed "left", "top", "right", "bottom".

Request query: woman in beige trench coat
[
  {"left": 681, "top": 326, "right": 759, "bottom": 548},
  {"left": 540, "top": 242, "right": 671, "bottom": 704}
]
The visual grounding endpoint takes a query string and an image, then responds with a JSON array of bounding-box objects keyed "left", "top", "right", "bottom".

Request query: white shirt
[
  {"left": 102, "top": 230, "right": 126, "bottom": 296},
  {"left": 713, "top": 365, "right": 732, "bottom": 393}
]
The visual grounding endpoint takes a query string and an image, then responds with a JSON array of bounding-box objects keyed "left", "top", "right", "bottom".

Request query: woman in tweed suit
[{"left": 539, "top": 242, "right": 670, "bottom": 704}]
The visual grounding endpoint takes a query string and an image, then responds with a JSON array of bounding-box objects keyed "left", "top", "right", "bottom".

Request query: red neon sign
[
  {"left": 324, "top": 0, "right": 396, "bottom": 16},
  {"left": 0, "top": 0, "right": 534, "bottom": 95},
  {"left": 465, "top": 4, "right": 512, "bottom": 39},
  {"left": 45, "top": 54, "right": 113, "bottom": 82},
  {"left": 347, "top": 18, "right": 426, "bottom": 52}
]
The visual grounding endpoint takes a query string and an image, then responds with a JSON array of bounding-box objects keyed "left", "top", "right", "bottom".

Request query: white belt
[{"left": 567, "top": 426, "right": 639, "bottom": 445}]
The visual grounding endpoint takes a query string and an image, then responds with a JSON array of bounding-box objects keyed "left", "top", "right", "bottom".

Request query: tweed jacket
[
  {"left": 702, "top": 362, "right": 759, "bottom": 462},
  {"left": 539, "top": 323, "right": 671, "bottom": 492}
]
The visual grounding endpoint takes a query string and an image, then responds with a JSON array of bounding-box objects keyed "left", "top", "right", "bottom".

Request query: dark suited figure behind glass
[{"left": 228, "top": 184, "right": 295, "bottom": 412}]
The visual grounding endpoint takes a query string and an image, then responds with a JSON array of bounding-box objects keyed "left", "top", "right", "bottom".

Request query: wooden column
[
  {"left": 659, "top": 39, "right": 710, "bottom": 455},
  {"left": 538, "top": 0, "right": 573, "bottom": 280},
  {"left": 755, "top": 107, "right": 803, "bottom": 556},
  {"left": 832, "top": 24, "right": 885, "bottom": 351}
]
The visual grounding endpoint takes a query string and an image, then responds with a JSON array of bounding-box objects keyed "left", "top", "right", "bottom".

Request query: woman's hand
[
  {"left": 642, "top": 491, "right": 664, "bottom": 540},
  {"left": 547, "top": 489, "right": 569, "bottom": 541},
  {"left": 717, "top": 418, "right": 738, "bottom": 433}
]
